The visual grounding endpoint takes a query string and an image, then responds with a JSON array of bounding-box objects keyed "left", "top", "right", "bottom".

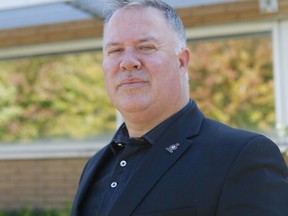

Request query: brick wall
[
  {"left": 0, "top": 157, "right": 89, "bottom": 210},
  {"left": 0, "top": 153, "right": 287, "bottom": 211}
]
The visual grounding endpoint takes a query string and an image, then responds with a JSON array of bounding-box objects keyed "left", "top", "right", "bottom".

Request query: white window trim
[
  {"left": 0, "top": 38, "right": 103, "bottom": 60},
  {"left": 272, "top": 20, "right": 288, "bottom": 151},
  {"left": 0, "top": 141, "right": 106, "bottom": 160}
]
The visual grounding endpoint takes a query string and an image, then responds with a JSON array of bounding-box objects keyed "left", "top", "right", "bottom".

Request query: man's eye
[
  {"left": 108, "top": 49, "right": 122, "bottom": 55},
  {"left": 140, "top": 46, "right": 155, "bottom": 50},
  {"left": 138, "top": 45, "right": 156, "bottom": 53}
]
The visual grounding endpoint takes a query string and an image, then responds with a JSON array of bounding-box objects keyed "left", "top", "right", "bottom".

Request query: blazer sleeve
[{"left": 217, "top": 135, "right": 288, "bottom": 216}]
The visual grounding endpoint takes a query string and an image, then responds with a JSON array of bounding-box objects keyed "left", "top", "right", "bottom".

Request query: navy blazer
[{"left": 71, "top": 102, "right": 288, "bottom": 216}]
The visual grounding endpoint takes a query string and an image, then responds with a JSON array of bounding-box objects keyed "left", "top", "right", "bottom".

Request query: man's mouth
[{"left": 118, "top": 78, "right": 148, "bottom": 89}]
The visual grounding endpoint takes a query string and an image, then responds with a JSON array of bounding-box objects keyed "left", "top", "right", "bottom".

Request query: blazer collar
[{"left": 108, "top": 100, "right": 205, "bottom": 216}]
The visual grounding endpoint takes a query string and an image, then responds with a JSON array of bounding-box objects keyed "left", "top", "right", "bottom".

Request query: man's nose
[{"left": 120, "top": 49, "right": 141, "bottom": 71}]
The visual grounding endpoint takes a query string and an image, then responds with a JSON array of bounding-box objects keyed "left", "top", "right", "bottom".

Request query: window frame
[
  {"left": 186, "top": 20, "right": 288, "bottom": 151},
  {"left": 0, "top": 19, "right": 287, "bottom": 159}
]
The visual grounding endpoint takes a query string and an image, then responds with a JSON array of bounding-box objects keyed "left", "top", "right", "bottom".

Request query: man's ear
[{"left": 178, "top": 48, "right": 191, "bottom": 73}]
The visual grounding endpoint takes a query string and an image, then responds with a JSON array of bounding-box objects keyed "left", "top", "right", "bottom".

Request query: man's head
[
  {"left": 102, "top": 0, "right": 190, "bottom": 130},
  {"left": 103, "top": 0, "right": 187, "bottom": 53}
]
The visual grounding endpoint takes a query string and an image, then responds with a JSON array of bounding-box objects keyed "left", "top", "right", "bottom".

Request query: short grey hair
[{"left": 103, "top": 0, "right": 187, "bottom": 52}]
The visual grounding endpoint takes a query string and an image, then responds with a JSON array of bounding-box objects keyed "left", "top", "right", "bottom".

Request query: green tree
[{"left": 0, "top": 51, "right": 115, "bottom": 142}]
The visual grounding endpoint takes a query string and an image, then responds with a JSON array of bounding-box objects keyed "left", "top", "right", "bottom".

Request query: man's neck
[{"left": 122, "top": 99, "right": 189, "bottom": 137}]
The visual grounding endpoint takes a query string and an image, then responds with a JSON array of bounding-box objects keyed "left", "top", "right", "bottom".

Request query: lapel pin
[{"left": 166, "top": 143, "right": 180, "bottom": 153}]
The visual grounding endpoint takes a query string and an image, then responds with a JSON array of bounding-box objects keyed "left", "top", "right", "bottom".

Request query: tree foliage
[
  {"left": 188, "top": 36, "right": 274, "bottom": 132},
  {"left": 0, "top": 36, "right": 275, "bottom": 142},
  {"left": 0, "top": 52, "right": 116, "bottom": 142}
]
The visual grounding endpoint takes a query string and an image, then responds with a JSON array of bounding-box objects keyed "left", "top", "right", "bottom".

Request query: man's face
[{"left": 102, "top": 7, "right": 189, "bottom": 117}]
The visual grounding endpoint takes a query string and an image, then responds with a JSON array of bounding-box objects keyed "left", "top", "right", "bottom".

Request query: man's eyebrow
[
  {"left": 103, "top": 42, "right": 120, "bottom": 50},
  {"left": 137, "top": 36, "right": 161, "bottom": 44}
]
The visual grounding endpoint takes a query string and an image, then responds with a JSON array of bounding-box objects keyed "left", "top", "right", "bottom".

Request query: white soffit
[
  {"left": 0, "top": 0, "right": 91, "bottom": 30},
  {"left": 0, "top": 0, "right": 238, "bottom": 30},
  {"left": 164, "top": 0, "right": 236, "bottom": 8}
]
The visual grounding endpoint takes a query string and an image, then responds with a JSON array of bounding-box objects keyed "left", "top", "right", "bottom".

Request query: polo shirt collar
[{"left": 109, "top": 99, "right": 194, "bottom": 154}]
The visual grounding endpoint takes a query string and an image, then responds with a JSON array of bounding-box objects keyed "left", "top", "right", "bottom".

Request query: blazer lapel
[
  {"left": 72, "top": 145, "right": 112, "bottom": 215},
  {"left": 108, "top": 101, "right": 205, "bottom": 216}
]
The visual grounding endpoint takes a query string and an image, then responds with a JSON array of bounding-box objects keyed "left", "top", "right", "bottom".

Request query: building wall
[
  {"left": 0, "top": 157, "right": 89, "bottom": 210},
  {"left": 0, "top": 0, "right": 287, "bottom": 211}
]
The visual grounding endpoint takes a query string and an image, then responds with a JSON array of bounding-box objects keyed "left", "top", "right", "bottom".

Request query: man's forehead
[{"left": 102, "top": 7, "right": 173, "bottom": 48}]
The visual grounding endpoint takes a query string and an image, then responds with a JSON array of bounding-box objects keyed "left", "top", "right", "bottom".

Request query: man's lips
[{"left": 118, "top": 78, "right": 148, "bottom": 89}]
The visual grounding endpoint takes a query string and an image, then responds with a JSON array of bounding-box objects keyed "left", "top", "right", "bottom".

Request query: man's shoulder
[
  {"left": 202, "top": 117, "right": 262, "bottom": 140},
  {"left": 189, "top": 117, "right": 284, "bottom": 169},
  {"left": 196, "top": 117, "right": 276, "bottom": 153}
]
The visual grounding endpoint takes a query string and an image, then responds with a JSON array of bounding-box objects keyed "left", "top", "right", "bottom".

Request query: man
[{"left": 71, "top": 0, "right": 288, "bottom": 215}]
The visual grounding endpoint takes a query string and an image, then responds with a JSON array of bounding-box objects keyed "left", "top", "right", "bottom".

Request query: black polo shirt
[{"left": 79, "top": 100, "right": 193, "bottom": 216}]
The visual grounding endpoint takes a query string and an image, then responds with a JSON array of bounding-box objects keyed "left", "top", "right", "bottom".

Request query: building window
[
  {"left": 188, "top": 36, "right": 275, "bottom": 134},
  {"left": 0, "top": 51, "right": 116, "bottom": 143}
]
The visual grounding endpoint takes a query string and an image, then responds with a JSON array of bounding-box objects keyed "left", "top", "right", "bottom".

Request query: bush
[{"left": 0, "top": 208, "right": 69, "bottom": 216}]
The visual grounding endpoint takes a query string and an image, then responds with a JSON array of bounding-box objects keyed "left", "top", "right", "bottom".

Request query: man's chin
[{"left": 117, "top": 100, "right": 150, "bottom": 114}]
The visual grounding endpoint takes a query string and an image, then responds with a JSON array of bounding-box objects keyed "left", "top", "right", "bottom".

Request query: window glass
[
  {"left": 0, "top": 51, "right": 116, "bottom": 143},
  {"left": 188, "top": 36, "right": 275, "bottom": 134}
]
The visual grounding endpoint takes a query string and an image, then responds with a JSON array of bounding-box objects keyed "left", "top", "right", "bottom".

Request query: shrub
[{"left": 0, "top": 208, "right": 69, "bottom": 216}]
